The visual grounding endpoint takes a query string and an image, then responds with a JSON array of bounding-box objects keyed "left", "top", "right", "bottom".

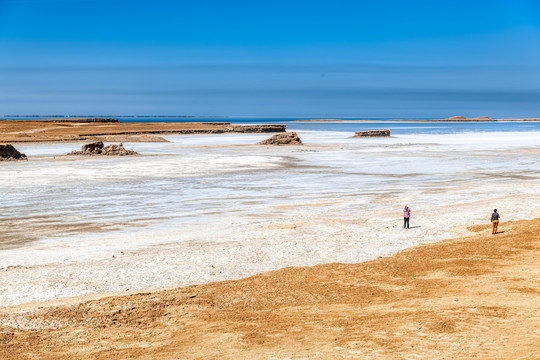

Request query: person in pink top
[{"left": 403, "top": 206, "right": 411, "bottom": 229}]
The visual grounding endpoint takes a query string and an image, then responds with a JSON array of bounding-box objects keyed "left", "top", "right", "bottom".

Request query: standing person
[
  {"left": 491, "top": 209, "right": 500, "bottom": 234},
  {"left": 403, "top": 206, "right": 411, "bottom": 229}
]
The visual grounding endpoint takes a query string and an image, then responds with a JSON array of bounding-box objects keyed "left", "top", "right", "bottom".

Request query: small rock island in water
[{"left": 354, "top": 130, "right": 391, "bottom": 137}]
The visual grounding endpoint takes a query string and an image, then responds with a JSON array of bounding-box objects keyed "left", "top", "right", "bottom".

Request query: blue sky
[{"left": 1, "top": 0, "right": 540, "bottom": 117}]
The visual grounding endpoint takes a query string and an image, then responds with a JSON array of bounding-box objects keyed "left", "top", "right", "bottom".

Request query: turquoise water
[
  {"left": 116, "top": 116, "right": 540, "bottom": 135},
  {"left": 5, "top": 116, "right": 540, "bottom": 135},
  {"left": 288, "top": 122, "right": 540, "bottom": 134}
]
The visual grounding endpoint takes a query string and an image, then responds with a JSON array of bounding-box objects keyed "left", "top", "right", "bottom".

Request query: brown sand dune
[
  {"left": 1, "top": 218, "right": 539, "bottom": 359},
  {"left": 0, "top": 119, "right": 286, "bottom": 143}
]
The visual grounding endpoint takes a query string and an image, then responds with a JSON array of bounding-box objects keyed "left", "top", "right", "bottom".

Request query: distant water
[
  {"left": 116, "top": 117, "right": 540, "bottom": 135},
  {"left": 5, "top": 116, "right": 540, "bottom": 135}
]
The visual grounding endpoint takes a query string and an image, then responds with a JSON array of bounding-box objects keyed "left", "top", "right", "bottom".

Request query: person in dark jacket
[{"left": 491, "top": 209, "right": 500, "bottom": 234}]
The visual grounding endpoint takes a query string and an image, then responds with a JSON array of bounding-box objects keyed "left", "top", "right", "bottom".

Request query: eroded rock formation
[
  {"left": 258, "top": 132, "right": 303, "bottom": 145},
  {"left": 0, "top": 144, "right": 27, "bottom": 161},
  {"left": 68, "top": 142, "right": 138, "bottom": 156},
  {"left": 226, "top": 125, "right": 286, "bottom": 133},
  {"left": 354, "top": 130, "right": 390, "bottom": 137}
]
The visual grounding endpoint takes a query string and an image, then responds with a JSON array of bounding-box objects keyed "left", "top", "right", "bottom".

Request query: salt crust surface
[{"left": 1, "top": 131, "right": 539, "bottom": 306}]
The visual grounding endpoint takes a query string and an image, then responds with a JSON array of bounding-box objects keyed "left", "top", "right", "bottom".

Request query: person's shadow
[{"left": 409, "top": 226, "right": 421, "bottom": 229}]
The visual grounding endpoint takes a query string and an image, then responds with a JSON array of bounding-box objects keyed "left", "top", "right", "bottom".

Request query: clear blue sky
[{"left": 1, "top": 0, "right": 540, "bottom": 117}]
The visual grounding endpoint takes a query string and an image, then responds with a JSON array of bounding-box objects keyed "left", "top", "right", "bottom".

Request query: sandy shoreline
[
  {"left": 1, "top": 217, "right": 539, "bottom": 359},
  {"left": 0, "top": 119, "right": 286, "bottom": 143}
]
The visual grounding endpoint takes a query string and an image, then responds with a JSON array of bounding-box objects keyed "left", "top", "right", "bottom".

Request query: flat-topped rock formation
[
  {"left": 225, "top": 125, "right": 286, "bottom": 133},
  {"left": 0, "top": 144, "right": 27, "bottom": 161},
  {"left": 258, "top": 131, "right": 303, "bottom": 145},
  {"left": 68, "top": 142, "right": 138, "bottom": 156},
  {"left": 0, "top": 120, "right": 287, "bottom": 142},
  {"left": 354, "top": 130, "right": 390, "bottom": 137}
]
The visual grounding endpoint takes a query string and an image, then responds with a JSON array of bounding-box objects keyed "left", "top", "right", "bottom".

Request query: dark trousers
[{"left": 404, "top": 218, "right": 409, "bottom": 229}]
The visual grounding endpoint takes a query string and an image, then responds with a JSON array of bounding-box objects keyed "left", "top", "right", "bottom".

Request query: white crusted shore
[{"left": 1, "top": 131, "right": 540, "bottom": 307}]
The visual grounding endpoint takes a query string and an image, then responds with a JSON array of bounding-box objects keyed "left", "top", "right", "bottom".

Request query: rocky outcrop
[
  {"left": 0, "top": 144, "right": 27, "bottom": 161},
  {"left": 354, "top": 130, "right": 390, "bottom": 137},
  {"left": 226, "top": 125, "right": 287, "bottom": 133},
  {"left": 82, "top": 142, "right": 104, "bottom": 153},
  {"left": 68, "top": 142, "right": 138, "bottom": 156},
  {"left": 258, "top": 132, "right": 302, "bottom": 145},
  {"left": 83, "top": 125, "right": 288, "bottom": 137}
]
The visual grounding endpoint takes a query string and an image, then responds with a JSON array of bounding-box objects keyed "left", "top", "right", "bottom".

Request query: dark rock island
[{"left": 354, "top": 130, "right": 391, "bottom": 137}]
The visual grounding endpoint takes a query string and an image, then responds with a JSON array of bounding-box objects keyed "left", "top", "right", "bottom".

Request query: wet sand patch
[{"left": 0, "top": 215, "right": 163, "bottom": 250}]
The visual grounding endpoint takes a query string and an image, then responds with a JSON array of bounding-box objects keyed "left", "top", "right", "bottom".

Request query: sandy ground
[
  {"left": 0, "top": 119, "right": 285, "bottom": 142},
  {"left": 0, "top": 217, "right": 539, "bottom": 359}
]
